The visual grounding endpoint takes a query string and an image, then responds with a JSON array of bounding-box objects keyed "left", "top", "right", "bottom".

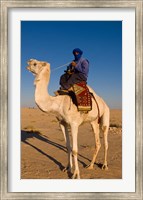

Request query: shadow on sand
[
  {"left": 21, "top": 130, "right": 67, "bottom": 172},
  {"left": 21, "top": 130, "right": 102, "bottom": 178}
]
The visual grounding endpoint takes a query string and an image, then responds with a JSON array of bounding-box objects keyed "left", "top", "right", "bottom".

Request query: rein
[
  {"left": 51, "top": 62, "right": 71, "bottom": 72},
  {"left": 90, "top": 93, "right": 101, "bottom": 124}
]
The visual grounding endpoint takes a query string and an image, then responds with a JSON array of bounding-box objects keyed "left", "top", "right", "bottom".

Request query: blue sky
[{"left": 21, "top": 21, "right": 122, "bottom": 109}]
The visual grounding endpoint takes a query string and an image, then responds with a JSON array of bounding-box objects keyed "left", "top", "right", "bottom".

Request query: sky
[{"left": 21, "top": 21, "right": 122, "bottom": 109}]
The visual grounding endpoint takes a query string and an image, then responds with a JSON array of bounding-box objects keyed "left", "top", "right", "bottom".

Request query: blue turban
[
  {"left": 73, "top": 48, "right": 83, "bottom": 55},
  {"left": 72, "top": 48, "right": 83, "bottom": 61}
]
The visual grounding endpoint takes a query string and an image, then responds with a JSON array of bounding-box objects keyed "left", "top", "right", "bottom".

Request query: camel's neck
[
  {"left": 35, "top": 78, "right": 49, "bottom": 106},
  {"left": 34, "top": 70, "right": 59, "bottom": 113}
]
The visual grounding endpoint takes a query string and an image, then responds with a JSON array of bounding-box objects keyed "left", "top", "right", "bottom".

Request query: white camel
[{"left": 26, "top": 59, "right": 110, "bottom": 179}]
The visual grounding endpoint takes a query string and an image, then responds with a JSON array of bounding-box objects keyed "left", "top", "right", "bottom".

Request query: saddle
[
  {"left": 72, "top": 82, "right": 92, "bottom": 111},
  {"left": 55, "top": 82, "right": 92, "bottom": 112}
]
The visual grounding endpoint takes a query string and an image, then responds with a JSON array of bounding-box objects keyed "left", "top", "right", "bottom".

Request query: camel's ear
[
  {"left": 42, "top": 62, "right": 50, "bottom": 72},
  {"left": 42, "top": 62, "right": 47, "bottom": 66},
  {"left": 29, "top": 58, "right": 36, "bottom": 62}
]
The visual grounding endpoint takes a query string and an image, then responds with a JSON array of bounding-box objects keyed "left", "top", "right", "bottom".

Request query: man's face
[{"left": 74, "top": 52, "right": 79, "bottom": 55}]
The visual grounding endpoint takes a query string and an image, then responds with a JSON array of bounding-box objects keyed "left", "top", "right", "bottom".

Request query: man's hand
[{"left": 71, "top": 61, "right": 76, "bottom": 67}]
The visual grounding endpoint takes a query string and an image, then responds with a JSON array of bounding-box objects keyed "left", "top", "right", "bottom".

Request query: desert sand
[{"left": 21, "top": 108, "right": 122, "bottom": 179}]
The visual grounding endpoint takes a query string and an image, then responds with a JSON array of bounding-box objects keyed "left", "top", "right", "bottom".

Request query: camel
[{"left": 26, "top": 59, "right": 110, "bottom": 179}]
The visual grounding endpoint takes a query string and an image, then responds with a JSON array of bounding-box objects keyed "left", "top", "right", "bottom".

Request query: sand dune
[{"left": 21, "top": 108, "right": 122, "bottom": 179}]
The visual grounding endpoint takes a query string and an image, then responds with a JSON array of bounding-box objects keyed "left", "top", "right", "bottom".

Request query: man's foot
[
  {"left": 54, "top": 91, "right": 60, "bottom": 96},
  {"left": 54, "top": 89, "right": 69, "bottom": 96},
  {"left": 68, "top": 87, "right": 73, "bottom": 91}
]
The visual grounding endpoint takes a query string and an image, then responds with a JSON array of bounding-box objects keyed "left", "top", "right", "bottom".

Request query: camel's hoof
[
  {"left": 72, "top": 172, "right": 80, "bottom": 179},
  {"left": 86, "top": 164, "right": 94, "bottom": 170},
  {"left": 72, "top": 174, "right": 80, "bottom": 179},
  {"left": 63, "top": 166, "right": 71, "bottom": 172},
  {"left": 102, "top": 164, "right": 108, "bottom": 170},
  {"left": 63, "top": 167, "right": 67, "bottom": 172}
]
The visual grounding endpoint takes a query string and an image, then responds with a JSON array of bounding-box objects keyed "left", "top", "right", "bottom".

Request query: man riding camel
[{"left": 59, "top": 48, "right": 89, "bottom": 92}]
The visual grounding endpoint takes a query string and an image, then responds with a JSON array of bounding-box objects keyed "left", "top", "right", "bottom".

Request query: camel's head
[{"left": 26, "top": 59, "right": 50, "bottom": 75}]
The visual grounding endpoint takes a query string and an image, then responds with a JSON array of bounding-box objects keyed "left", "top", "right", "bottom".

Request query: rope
[
  {"left": 51, "top": 62, "right": 71, "bottom": 72},
  {"left": 90, "top": 93, "right": 101, "bottom": 124}
]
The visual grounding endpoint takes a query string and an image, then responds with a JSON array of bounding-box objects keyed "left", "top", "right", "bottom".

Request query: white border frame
[{"left": 9, "top": 8, "right": 135, "bottom": 193}]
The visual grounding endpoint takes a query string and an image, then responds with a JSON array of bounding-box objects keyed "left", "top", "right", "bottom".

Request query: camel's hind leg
[
  {"left": 101, "top": 106, "right": 109, "bottom": 170},
  {"left": 101, "top": 125, "right": 108, "bottom": 170},
  {"left": 86, "top": 120, "right": 101, "bottom": 169}
]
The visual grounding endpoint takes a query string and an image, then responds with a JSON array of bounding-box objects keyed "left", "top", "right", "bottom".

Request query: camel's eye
[{"left": 34, "top": 63, "right": 37, "bottom": 66}]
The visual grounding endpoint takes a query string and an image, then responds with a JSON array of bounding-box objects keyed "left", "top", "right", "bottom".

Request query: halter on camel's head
[
  {"left": 27, "top": 59, "right": 50, "bottom": 74},
  {"left": 27, "top": 59, "right": 51, "bottom": 85}
]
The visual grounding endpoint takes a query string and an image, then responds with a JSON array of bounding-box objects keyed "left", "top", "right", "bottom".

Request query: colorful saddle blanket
[{"left": 72, "top": 82, "right": 92, "bottom": 111}]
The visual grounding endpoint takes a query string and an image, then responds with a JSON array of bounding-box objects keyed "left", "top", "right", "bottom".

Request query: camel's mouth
[
  {"left": 26, "top": 66, "right": 32, "bottom": 72},
  {"left": 26, "top": 66, "right": 30, "bottom": 71},
  {"left": 26, "top": 66, "right": 36, "bottom": 75}
]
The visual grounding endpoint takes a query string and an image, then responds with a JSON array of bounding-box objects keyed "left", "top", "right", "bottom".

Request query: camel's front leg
[
  {"left": 60, "top": 123, "right": 72, "bottom": 172},
  {"left": 70, "top": 123, "right": 80, "bottom": 179}
]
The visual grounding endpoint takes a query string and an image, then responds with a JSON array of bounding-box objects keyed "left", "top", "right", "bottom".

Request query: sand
[{"left": 21, "top": 108, "right": 122, "bottom": 179}]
